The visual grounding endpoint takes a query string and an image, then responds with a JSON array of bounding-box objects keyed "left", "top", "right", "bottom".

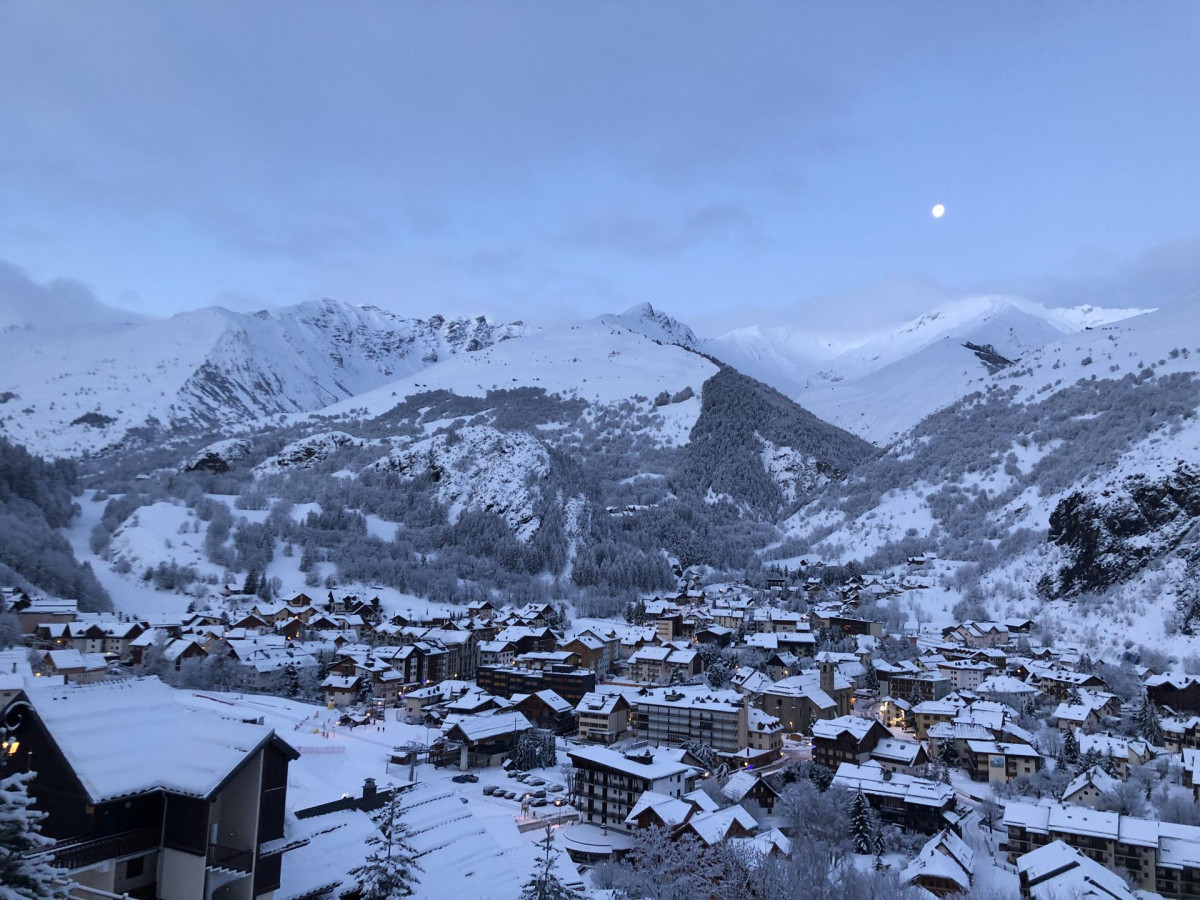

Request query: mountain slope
[
  {"left": 322, "top": 313, "right": 720, "bottom": 445},
  {"left": 706, "top": 296, "right": 1152, "bottom": 444},
  {"left": 780, "top": 300, "right": 1200, "bottom": 655},
  {"left": 0, "top": 298, "right": 527, "bottom": 458}
]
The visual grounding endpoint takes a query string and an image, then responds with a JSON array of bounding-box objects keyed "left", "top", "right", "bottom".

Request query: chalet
[
  {"left": 942, "top": 621, "right": 1010, "bottom": 649},
  {"left": 811, "top": 715, "right": 892, "bottom": 770},
  {"left": 322, "top": 674, "right": 364, "bottom": 708},
  {"left": 11, "top": 594, "right": 78, "bottom": 633},
  {"left": 2, "top": 677, "right": 297, "bottom": 900},
  {"left": 37, "top": 649, "right": 107, "bottom": 683},
  {"left": 912, "top": 697, "right": 969, "bottom": 739},
  {"left": 1147, "top": 672, "right": 1200, "bottom": 715},
  {"left": 560, "top": 634, "right": 615, "bottom": 675},
  {"left": 722, "top": 770, "right": 781, "bottom": 817},
  {"left": 746, "top": 707, "right": 784, "bottom": 764},
  {"left": 1076, "top": 732, "right": 1151, "bottom": 779},
  {"left": 511, "top": 689, "right": 578, "bottom": 735},
  {"left": 1062, "top": 766, "right": 1120, "bottom": 809},
  {"left": 576, "top": 691, "right": 632, "bottom": 744},
  {"left": 756, "top": 665, "right": 851, "bottom": 734},
  {"left": 765, "top": 652, "right": 802, "bottom": 681},
  {"left": 901, "top": 830, "right": 974, "bottom": 898},
  {"left": 440, "top": 711, "right": 533, "bottom": 770},
  {"left": 832, "top": 762, "right": 958, "bottom": 834},
  {"left": 675, "top": 804, "right": 758, "bottom": 847},
  {"left": 877, "top": 696, "right": 912, "bottom": 729},
  {"left": 870, "top": 737, "right": 929, "bottom": 773},
  {"left": 693, "top": 625, "right": 735, "bottom": 647}
]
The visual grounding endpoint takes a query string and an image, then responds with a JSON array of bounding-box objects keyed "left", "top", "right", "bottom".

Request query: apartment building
[
  {"left": 567, "top": 744, "right": 694, "bottom": 832},
  {"left": 1003, "top": 800, "right": 1200, "bottom": 898},
  {"left": 575, "top": 692, "right": 632, "bottom": 744},
  {"left": 631, "top": 688, "right": 749, "bottom": 755}
]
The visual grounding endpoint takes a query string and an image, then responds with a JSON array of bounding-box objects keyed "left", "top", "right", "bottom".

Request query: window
[{"left": 125, "top": 856, "right": 145, "bottom": 879}]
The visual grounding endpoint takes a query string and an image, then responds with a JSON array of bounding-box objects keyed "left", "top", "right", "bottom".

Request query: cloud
[
  {"left": 1015, "top": 238, "right": 1200, "bottom": 311},
  {"left": 562, "top": 203, "right": 766, "bottom": 260},
  {"left": 0, "top": 260, "right": 147, "bottom": 333}
]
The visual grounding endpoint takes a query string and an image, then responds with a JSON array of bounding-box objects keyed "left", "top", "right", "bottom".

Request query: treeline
[{"left": 0, "top": 438, "right": 110, "bottom": 611}]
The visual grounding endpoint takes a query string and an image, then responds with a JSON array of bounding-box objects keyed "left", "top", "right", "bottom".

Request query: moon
[{"left": 931, "top": 203, "right": 946, "bottom": 218}]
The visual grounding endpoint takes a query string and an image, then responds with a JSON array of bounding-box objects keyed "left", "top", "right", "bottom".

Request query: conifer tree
[
  {"left": 849, "top": 787, "right": 879, "bottom": 855},
  {"left": 519, "top": 824, "right": 581, "bottom": 900},
  {"left": 351, "top": 794, "right": 421, "bottom": 899},
  {"left": 1060, "top": 728, "right": 1081, "bottom": 767},
  {"left": 0, "top": 771, "right": 67, "bottom": 900},
  {"left": 1136, "top": 695, "right": 1164, "bottom": 746}
]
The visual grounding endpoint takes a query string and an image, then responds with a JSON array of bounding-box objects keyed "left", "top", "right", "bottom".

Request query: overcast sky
[{"left": 1, "top": 2, "right": 1198, "bottom": 335}]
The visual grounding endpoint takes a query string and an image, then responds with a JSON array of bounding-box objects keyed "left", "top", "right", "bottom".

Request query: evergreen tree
[
  {"left": 351, "top": 794, "right": 421, "bottom": 899},
  {"left": 848, "top": 788, "right": 879, "bottom": 855},
  {"left": 519, "top": 824, "right": 581, "bottom": 900},
  {"left": 281, "top": 663, "right": 301, "bottom": 699},
  {"left": 1136, "top": 695, "right": 1164, "bottom": 745},
  {"left": 0, "top": 771, "right": 67, "bottom": 899},
  {"left": 940, "top": 738, "right": 960, "bottom": 770},
  {"left": 1060, "top": 729, "right": 1081, "bottom": 767},
  {"left": 862, "top": 658, "right": 879, "bottom": 693}
]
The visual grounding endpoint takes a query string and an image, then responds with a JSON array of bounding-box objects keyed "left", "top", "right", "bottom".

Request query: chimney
[{"left": 362, "top": 777, "right": 377, "bottom": 799}]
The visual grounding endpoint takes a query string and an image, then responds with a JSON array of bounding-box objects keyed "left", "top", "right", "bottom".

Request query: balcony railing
[
  {"left": 52, "top": 828, "right": 160, "bottom": 871},
  {"left": 207, "top": 843, "right": 253, "bottom": 874}
]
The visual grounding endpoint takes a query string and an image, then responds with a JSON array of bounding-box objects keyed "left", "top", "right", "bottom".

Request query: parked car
[
  {"left": 504, "top": 790, "right": 517, "bottom": 800},
  {"left": 452, "top": 773, "right": 479, "bottom": 783},
  {"left": 546, "top": 783, "right": 564, "bottom": 793},
  {"left": 525, "top": 776, "right": 546, "bottom": 786},
  {"left": 482, "top": 784, "right": 498, "bottom": 795},
  {"left": 532, "top": 789, "right": 547, "bottom": 798},
  {"left": 531, "top": 798, "right": 549, "bottom": 808}
]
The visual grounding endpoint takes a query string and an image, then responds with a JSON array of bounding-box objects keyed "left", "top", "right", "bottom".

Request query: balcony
[
  {"left": 52, "top": 828, "right": 160, "bottom": 871},
  {"left": 207, "top": 842, "right": 254, "bottom": 874}
]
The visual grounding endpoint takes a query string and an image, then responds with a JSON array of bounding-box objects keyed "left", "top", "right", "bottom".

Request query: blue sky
[{"left": 1, "top": 1, "right": 1198, "bottom": 335}]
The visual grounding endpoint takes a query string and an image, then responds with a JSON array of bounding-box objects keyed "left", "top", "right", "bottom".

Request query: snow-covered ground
[{"left": 177, "top": 691, "right": 574, "bottom": 900}]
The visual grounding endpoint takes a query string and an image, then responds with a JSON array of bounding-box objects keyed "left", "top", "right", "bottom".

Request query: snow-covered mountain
[
  {"left": 781, "top": 299, "right": 1200, "bottom": 656},
  {"left": 706, "top": 296, "right": 1152, "bottom": 444},
  {"left": 0, "top": 297, "right": 528, "bottom": 458},
  {"left": 322, "top": 311, "right": 720, "bottom": 446}
]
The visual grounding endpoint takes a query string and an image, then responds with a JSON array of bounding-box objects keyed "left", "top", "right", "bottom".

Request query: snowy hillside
[
  {"left": 780, "top": 300, "right": 1200, "bottom": 656},
  {"left": 322, "top": 313, "right": 720, "bottom": 443},
  {"left": 0, "top": 297, "right": 527, "bottom": 458},
  {"left": 708, "top": 296, "right": 1151, "bottom": 444}
]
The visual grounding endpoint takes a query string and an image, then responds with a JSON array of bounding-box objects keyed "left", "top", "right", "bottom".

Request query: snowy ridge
[
  {"left": 323, "top": 314, "right": 719, "bottom": 433},
  {"left": 0, "top": 297, "right": 528, "bottom": 458},
  {"left": 707, "top": 296, "right": 1152, "bottom": 443}
]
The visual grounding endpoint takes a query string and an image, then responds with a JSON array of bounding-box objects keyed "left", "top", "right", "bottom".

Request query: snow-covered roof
[
  {"left": 1063, "top": 766, "right": 1120, "bottom": 801},
  {"left": 832, "top": 762, "right": 954, "bottom": 808},
  {"left": 568, "top": 744, "right": 692, "bottom": 781},
  {"left": 1016, "top": 839, "right": 1136, "bottom": 900},
  {"left": 444, "top": 712, "right": 532, "bottom": 743},
  {"left": 624, "top": 790, "right": 695, "bottom": 827},
  {"left": 24, "top": 677, "right": 293, "bottom": 803},
  {"left": 276, "top": 810, "right": 378, "bottom": 900}
]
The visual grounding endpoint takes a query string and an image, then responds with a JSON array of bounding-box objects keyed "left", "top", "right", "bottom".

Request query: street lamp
[{"left": 0, "top": 699, "right": 31, "bottom": 772}]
